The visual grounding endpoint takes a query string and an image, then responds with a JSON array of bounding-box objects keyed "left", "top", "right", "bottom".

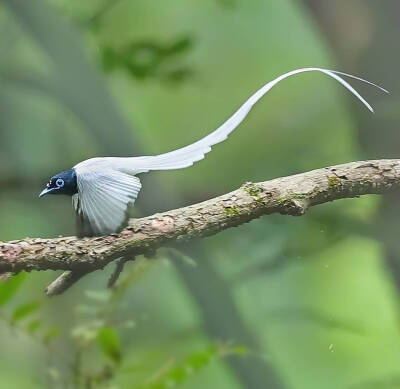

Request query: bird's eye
[{"left": 55, "top": 178, "right": 65, "bottom": 188}]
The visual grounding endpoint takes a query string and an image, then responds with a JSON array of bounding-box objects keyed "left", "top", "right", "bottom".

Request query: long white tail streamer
[{"left": 125, "top": 67, "right": 387, "bottom": 172}]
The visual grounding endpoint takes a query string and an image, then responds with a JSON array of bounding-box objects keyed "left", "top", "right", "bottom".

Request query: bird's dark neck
[{"left": 62, "top": 168, "right": 78, "bottom": 196}]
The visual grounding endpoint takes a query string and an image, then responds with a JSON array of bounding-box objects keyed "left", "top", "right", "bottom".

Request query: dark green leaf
[
  {"left": 43, "top": 327, "right": 60, "bottom": 344},
  {"left": 26, "top": 319, "right": 41, "bottom": 334},
  {"left": 186, "top": 345, "right": 218, "bottom": 370},
  {"left": 164, "top": 37, "right": 193, "bottom": 56},
  {"left": 141, "top": 346, "right": 220, "bottom": 389},
  {"left": 97, "top": 327, "right": 122, "bottom": 364},
  {"left": 11, "top": 301, "right": 40, "bottom": 323}
]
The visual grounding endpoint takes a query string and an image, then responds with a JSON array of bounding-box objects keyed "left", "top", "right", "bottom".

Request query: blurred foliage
[
  {"left": 1, "top": 0, "right": 400, "bottom": 389},
  {"left": 100, "top": 36, "right": 193, "bottom": 82},
  {"left": 0, "top": 264, "right": 244, "bottom": 388}
]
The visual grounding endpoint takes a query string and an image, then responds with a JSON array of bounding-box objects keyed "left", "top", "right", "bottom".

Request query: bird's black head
[{"left": 39, "top": 169, "right": 77, "bottom": 198}]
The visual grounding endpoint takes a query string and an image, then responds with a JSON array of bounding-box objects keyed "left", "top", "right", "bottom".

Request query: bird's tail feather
[{"left": 127, "top": 67, "right": 386, "bottom": 173}]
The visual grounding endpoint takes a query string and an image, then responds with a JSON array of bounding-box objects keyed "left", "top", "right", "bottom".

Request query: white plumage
[
  {"left": 73, "top": 167, "right": 141, "bottom": 236},
  {"left": 73, "top": 67, "right": 387, "bottom": 236}
]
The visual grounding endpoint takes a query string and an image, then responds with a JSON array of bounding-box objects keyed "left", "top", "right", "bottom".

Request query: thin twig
[
  {"left": 45, "top": 270, "right": 90, "bottom": 296},
  {"left": 107, "top": 257, "right": 131, "bottom": 289}
]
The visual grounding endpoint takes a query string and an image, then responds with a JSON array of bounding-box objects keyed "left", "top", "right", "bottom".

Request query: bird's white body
[{"left": 71, "top": 67, "right": 386, "bottom": 236}]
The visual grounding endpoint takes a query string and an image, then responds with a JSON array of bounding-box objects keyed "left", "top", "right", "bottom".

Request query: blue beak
[{"left": 39, "top": 187, "right": 54, "bottom": 198}]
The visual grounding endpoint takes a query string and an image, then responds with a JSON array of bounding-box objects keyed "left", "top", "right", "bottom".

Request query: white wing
[
  {"left": 111, "top": 67, "right": 386, "bottom": 174},
  {"left": 72, "top": 166, "right": 141, "bottom": 237}
]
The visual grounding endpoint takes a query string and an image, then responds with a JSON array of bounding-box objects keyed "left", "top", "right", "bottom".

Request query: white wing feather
[
  {"left": 73, "top": 167, "right": 141, "bottom": 236},
  {"left": 73, "top": 67, "right": 386, "bottom": 235}
]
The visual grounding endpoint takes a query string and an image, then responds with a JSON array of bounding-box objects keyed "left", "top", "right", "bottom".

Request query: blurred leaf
[
  {"left": 26, "top": 319, "right": 41, "bottom": 334},
  {"left": 0, "top": 272, "right": 25, "bottom": 307},
  {"left": 139, "top": 346, "right": 220, "bottom": 389},
  {"left": 43, "top": 327, "right": 60, "bottom": 344},
  {"left": 185, "top": 345, "right": 218, "bottom": 370},
  {"left": 100, "top": 36, "right": 193, "bottom": 82},
  {"left": 163, "top": 37, "right": 192, "bottom": 56},
  {"left": 11, "top": 301, "right": 40, "bottom": 323},
  {"left": 97, "top": 327, "right": 122, "bottom": 364},
  {"left": 101, "top": 46, "right": 120, "bottom": 72}
]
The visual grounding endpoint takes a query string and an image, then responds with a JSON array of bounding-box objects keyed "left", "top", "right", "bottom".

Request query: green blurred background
[{"left": 0, "top": 1, "right": 399, "bottom": 388}]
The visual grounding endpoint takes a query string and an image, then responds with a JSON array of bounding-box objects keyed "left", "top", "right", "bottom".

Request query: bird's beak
[{"left": 39, "top": 187, "right": 53, "bottom": 198}]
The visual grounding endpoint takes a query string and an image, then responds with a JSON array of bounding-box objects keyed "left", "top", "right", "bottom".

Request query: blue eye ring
[{"left": 55, "top": 178, "right": 64, "bottom": 188}]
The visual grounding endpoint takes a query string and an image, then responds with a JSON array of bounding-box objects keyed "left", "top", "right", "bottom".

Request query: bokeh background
[{"left": 0, "top": 1, "right": 399, "bottom": 388}]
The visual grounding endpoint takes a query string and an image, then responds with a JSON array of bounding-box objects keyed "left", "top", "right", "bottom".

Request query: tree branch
[
  {"left": 45, "top": 270, "right": 90, "bottom": 296},
  {"left": 1, "top": 159, "right": 399, "bottom": 277}
]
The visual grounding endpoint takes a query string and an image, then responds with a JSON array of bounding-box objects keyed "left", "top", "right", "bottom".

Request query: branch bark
[{"left": 1, "top": 159, "right": 399, "bottom": 275}]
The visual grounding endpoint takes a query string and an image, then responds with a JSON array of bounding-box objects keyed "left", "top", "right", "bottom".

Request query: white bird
[{"left": 39, "top": 67, "right": 387, "bottom": 237}]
